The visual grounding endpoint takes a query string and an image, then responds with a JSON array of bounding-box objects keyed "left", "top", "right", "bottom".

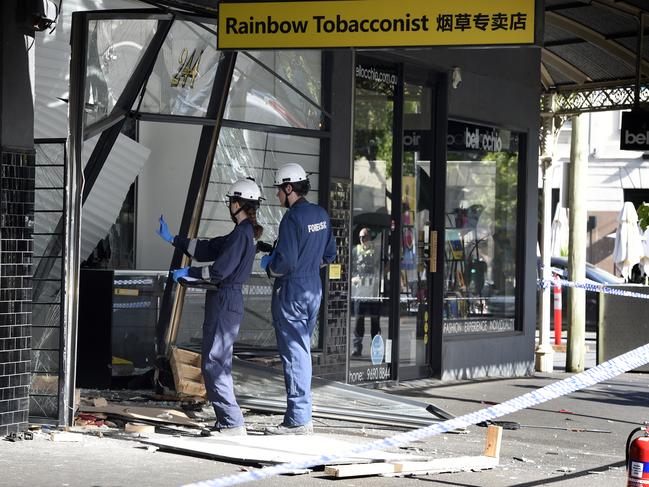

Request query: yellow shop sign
[{"left": 218, "top": 0, "right": 536, "bottom": 49}]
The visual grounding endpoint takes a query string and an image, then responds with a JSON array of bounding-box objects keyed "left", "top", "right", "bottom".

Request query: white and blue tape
[
  {"left": 183, "top": 278, "right": 649, "bottom": 487},
  {"left": 183, "top": 340, "right": 649, "bottom": 487},
  {"left": 538, "top": 277, "right": 649, "bottom": 300}
]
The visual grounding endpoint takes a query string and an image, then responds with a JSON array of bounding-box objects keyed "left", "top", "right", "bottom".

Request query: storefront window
[
  {"left": 137, "top": 20, "right": 220, "bottom": 117},
  {"left": 224, "top": 51, "right": 323, "bottom": 130},
  {"left": 443, "top": 121, "right": 520, "bottom": 335},
  {"left": 174, "top": 127, "right": 321, "bottom": 349}
]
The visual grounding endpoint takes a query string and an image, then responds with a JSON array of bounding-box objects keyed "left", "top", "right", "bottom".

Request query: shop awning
[{"left": 542, "top": 0, "right": 649, "bottom": 93}]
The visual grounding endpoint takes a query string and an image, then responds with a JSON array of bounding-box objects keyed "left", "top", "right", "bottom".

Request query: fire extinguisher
[
  {"left": 553, "top": 274, "right": 562, "bottom": 346},
  {"left": 627, "top": 423, "right": 649, "bottom": 486}
]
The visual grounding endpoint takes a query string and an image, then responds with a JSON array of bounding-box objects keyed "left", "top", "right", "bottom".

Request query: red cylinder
[
  {"left": 628, "top": 436, "right": 649, "bottom": 486},
  {"left": 553, "top": 276, "right": 562, "bottom": 346}
]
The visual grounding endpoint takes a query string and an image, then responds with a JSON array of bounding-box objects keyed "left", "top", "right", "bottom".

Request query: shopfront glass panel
[
  {"left": 224, "top": 51, "right": 323, "bottom": 130},
  {"left": 349, "top": 60, "right": 397, "bottom": 384},
  {"left": 399, "top": 81, "right": 432, "bottom": 368},
  {"left": 84, "top": 19, "right": 158, "bottom": 127},
  {"left": 137, "top": 20, "right": 221, "bottom": 117},
  {"left": 174, "top": 127, "right": 321, "bottom": 349},
  {"left": 443, "top": 121, "right": 520, "bottom": 335}
]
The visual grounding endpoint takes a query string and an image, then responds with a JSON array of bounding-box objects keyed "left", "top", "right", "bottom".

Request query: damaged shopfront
[{"left": 26, "top": 0, "right": 541, "bottom": 427}]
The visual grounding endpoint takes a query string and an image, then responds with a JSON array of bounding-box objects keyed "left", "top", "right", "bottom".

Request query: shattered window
[
  {"left": 174, "top": 127, "right": 321, "bottom": 349},
  {"left": 137, "top": 20, "right": 221, "bottom": 117},
  {"left": 225, "top": 51, "right": 324, "bottom": 130},
  {"left": 31, "top": 142, "right": 66, "bottom": 421},
  {"left": 84, "top": 18, "right": 158, "bottom": 127}
]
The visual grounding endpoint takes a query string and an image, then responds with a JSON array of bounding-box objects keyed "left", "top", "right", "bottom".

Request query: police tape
[
  {"left": 183, "top": 341, "right": 649, "bottom": 487},
  {"left": 539, "top": 277, "right": 649, "bottom": 300}
]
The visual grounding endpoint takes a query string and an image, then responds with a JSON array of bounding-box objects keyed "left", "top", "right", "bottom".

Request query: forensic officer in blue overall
[
  {"left": 261, "top": 163, "right": 336, "bottom": 435},
  {"left": 157, "top": 178, "right": 264, "bottom": 436}
]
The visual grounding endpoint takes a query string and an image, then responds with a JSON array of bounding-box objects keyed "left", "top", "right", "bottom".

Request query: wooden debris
[
  {"left": 483, "top": 424, "right": 502, "bottom": 458},
  {"left": 79, "top": 404, "right": 204, "bottom": 428},
  {"left": 325, "top": 425, "right": 503, "bottom": 478},
  {"left": 324, "top": 463, "right": 396, "bottom": 477},
  {"left": 92, "top": 397, "right": 108, "bottom": 407},
  {"left": 125, "top": 422, "right": 156, "bottom": 434},
  {"left": 170, "top": 347, "right": 207, "bottom": 398},
  {"left": 49, "top": 431, "right": 83, "bottom": 442}
]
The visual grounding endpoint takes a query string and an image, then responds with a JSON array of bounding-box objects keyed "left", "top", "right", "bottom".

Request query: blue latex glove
[
  {"left": 157, "top": 215, "right": 174, "bottom": 243},
  {"left": 260, "top": 253, "right": 274, "bottom": 271},
  {"left": 172, "top": 267, "right": 190, "bottom": 282}
]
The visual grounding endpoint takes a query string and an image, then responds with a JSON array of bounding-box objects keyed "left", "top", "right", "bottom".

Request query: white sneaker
[
  {"left": 202, "top": 425, "right": 247, "bottom": 437},
  {"left": 263, "top": 421, "right": 313, "bottom": 435}
]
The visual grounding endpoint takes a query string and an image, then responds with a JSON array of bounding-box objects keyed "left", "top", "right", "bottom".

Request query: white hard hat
[
  {"left": 226, "top": 178, "right": 263, "bottom": 202},
  {"left": 274, "top": 163, "right": 308, "bottom": 186}
]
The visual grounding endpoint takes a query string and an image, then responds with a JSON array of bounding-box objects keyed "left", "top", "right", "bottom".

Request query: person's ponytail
[{"left": 244, "top": 204, "right": 263, "bottom": 240}]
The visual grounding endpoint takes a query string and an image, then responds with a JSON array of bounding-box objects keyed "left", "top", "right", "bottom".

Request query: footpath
[{"left": 1, "top": 336, "right": 647, "bottom": 487}]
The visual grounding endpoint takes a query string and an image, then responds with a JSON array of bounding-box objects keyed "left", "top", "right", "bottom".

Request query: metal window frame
[{"left": 66, "top": 9, "right": 173, "bottom": 426}]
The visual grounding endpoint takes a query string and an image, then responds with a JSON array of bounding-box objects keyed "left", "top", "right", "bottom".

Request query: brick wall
[{"left": 0, "top": 149, "right": 34, "bottom": 436}]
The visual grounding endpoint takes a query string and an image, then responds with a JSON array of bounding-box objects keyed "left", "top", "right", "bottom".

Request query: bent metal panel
[{"left": 218, "top": 0, "right": 536, "bottom": 49}]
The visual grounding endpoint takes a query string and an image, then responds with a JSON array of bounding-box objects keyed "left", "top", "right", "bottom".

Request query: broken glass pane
[
  {"left": 31, "top": 350, "right": 60, "bottom": 374},
  {"left": 137, "top": 20, "right": 220, "bottom": 117},
  {"left": 32, "top": 303, "right": 61, "bottom": 328},
  {"left": 31, "top": 327, "right": 61, "bottom": 351},
  {"left": 29, "top": 395, "right": 59, "bottom": 419},
  {"left": 225, "top": 50, "right": 323, "bottom": 130},
  {"left": 85, "top": 18, "right": 158, "bottom": 127},
  {"left": 30, "top": 373, "right": 59, "bottom": 396},
  {"left": 175, "top": 126, "right": 321, "bottom": 350}
]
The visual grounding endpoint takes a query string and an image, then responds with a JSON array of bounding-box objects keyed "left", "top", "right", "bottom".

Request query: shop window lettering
[
  {"left": 436, "top": 12, "right": 527, "bottom": 32},
  {"left": 171, "top": 48, "right": 203, "bottom": 89}
]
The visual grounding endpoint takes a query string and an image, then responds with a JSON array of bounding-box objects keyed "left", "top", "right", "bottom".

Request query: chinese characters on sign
[{"left": 435, "top": 12, "right": 528, "bottom": 32}]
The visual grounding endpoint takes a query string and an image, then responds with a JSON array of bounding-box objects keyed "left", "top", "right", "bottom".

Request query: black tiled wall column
[
  {"left": 313, "top": 179, "right": 351, "bottom": 381},
  {"left": 0, "top": 149, "right": 34, "bottom": 436}
]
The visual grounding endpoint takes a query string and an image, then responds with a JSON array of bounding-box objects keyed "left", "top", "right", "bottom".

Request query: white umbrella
[
  {"left": 550, "top": 204, "right": 569, "bottom": 257},
  {"left": 613, "top": 201, "right": 643, "bottom": 280}
]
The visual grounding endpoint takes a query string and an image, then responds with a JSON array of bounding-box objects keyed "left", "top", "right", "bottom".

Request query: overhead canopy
[
  {"left": 543, "top": 0, "right": 649, "bottom": 93},
  {"left": 144, "top": 0, "right": 648, "bottom": 95}
]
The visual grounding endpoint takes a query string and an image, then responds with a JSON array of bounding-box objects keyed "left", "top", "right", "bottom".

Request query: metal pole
[
  {"left": 634, "top": 14, "right": 644, "bottom": 109},
  {"left": 535, "top": 94, "right": 555, "bottom": 372},
  {"left": 567, "top": 114, "right": 588, "bottom": 372},
  {"left": 64, "top": 11, "right": 89, "bottom": 426},
  {"left": 535, "top": 155, "right": 554, "bottom": 372}
]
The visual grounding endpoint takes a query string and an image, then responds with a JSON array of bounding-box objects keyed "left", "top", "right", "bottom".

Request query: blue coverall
[
  {"left": 267, "top": 198, "right": 337, "bottom": 426},
  {"left": 174, "top": 219, "right": 255, "bottom": 428}
]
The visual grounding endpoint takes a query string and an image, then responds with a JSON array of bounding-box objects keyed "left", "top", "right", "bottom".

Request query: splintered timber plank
[
  {"left": 483, "top": 425, "right": 503, "bottom": 458},
  {"left": 79, "top": 404, "right": 204, "bottom": 428},
  {"left": 326, "top": 427, "right": 502, "bottom": 478},
  {"left": 392, "top": 455, "right": 499, "bottom": 474},
  {"left": 325, "top": 456, "right": 499, "bottom": 478},
  {"left": 324, "top": 463, "right": 397, "bottom": 477}
]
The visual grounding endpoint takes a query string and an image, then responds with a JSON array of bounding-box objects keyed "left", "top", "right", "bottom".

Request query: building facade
[{"left": 3, "top": 0, "right": 541, "bottom": 428}]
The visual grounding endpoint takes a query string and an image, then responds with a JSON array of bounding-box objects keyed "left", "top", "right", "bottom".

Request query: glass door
[
  {"left": 398, "top": 77, "right": 434, "bottom": 377},
  {"left": 348, "top": 58, "right": 398, "bottom": 384}
]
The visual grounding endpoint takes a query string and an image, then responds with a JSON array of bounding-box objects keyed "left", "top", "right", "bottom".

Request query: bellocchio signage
[
  {"left": 447, "top": 120, "right": 518, "bottom": 153},
  {"left": 218, "top": 0, "right": 536, "bottom": 49},
  {"left": 620, "top": 111, "right": 649, "bottom": 150}
]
